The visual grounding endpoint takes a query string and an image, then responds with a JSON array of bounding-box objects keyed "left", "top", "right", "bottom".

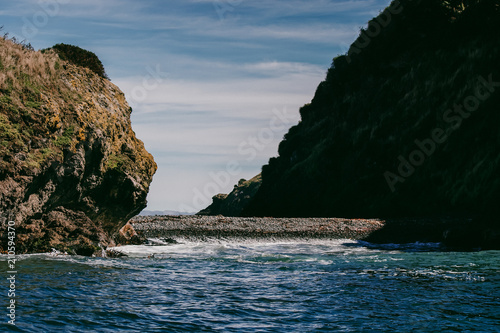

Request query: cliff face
[
  {"left": 238, "top": 0, "right": 500, "bottom": 221},
  {"left": 0, "top": 38, "right": 156, "bottom": 255}
]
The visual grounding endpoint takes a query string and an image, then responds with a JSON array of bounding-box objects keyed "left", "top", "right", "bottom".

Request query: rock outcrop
[
  {"left": 197, "top": 174, "right": 261, "bottom": 217},
  {"left": 0, "top": 38, "right": 156, "bottom": 255}
]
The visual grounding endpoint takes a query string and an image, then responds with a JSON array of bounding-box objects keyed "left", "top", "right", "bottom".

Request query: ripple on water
[{"left": 2, "top": 242, "right": 498, "bottom": 332}]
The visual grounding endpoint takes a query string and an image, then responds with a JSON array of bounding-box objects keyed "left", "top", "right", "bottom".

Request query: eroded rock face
[{"left": 0, "top": 38, "right": 156, "bottom": 255}]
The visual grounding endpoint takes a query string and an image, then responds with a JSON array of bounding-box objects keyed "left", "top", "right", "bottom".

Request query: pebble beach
[
  {"left": 130, "top": 215, "right": 489, "bottom": 247},
  {"left": 130, "top": 215, "right": 386, "bottom": 242}
]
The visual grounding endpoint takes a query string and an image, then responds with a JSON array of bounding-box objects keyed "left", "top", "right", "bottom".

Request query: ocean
[{"left": 2, "top": 239, "right": 499, "bottom": 332}]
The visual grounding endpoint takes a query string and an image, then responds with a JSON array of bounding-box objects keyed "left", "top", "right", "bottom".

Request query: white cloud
[
  {"left": 116, "top": 59, "right": 324, "bottom": 116},
  {"left": 116, "top": 58, "right": 323, "bottom": 211},
  {"left": 191, "top": 0, "right": 384, "bottom": 16}
]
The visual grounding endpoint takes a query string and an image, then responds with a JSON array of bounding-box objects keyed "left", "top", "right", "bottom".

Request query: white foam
[{"left": 106, "top": 238, "right": 375, "bottom": 259}]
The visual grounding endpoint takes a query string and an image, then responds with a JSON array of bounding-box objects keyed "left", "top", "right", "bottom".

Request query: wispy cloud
[{"left": 117, "top": 56, "right": 324, "bottom": 211}]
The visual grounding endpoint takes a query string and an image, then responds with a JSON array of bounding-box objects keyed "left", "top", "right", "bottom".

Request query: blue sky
[{"left": 1, "top": 0, "right": 392, "bottom": 212}]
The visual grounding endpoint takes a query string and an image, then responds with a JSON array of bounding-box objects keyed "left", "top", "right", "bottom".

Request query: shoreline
[
  {"left": 130, "top": 215, "right": 499, "bottom": 250},
  {"left": 131, "top": 215, "right": 385, "bottom": 242}
]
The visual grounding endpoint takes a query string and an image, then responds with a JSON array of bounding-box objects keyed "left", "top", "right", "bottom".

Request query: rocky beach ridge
[{"left": 130, "top": 215, "right": 498, "bottom": 250}]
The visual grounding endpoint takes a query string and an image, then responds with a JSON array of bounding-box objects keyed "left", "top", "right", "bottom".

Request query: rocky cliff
[
  {"left": 242, "top": 0, "right": 500, "bottom": 220},
  {"left": 202, "top": 0, "right": 500, "bottom": 242},
  {"left": 0, "top": 38, "right": 156, "bottom": 255}
]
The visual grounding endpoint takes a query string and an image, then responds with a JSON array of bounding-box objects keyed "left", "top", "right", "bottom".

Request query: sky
[{"left": 1, "top": 0, "right": 392, "bottom": 212}]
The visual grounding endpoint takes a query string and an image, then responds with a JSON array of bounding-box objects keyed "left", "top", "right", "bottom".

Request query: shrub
[{"left": 43, "top": 43, "right": 109, "bottom": 79}]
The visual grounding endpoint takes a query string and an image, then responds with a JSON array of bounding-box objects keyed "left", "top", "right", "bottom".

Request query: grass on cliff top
[
  {"left": 0, "top": 35, "right": 138, "bottom": 180},
  {"left": 0, "top": 36, "right": 78, "bottom": 177},
  {"left": 0, "top": 39, "right": 60, "bottom": 96}
]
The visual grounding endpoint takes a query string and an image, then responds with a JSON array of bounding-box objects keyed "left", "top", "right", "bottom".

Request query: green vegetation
[
  {"left": 0, "top": 114, "right": 21, "bottom": 141},
  {"left": 243, "top": 0, "right": 500, "bottom": 219},
  {"left": 0, "top": 95, "right": 12, "bottom": 105},
  {"left": 24, "top": 101, "right": 42, "bottom": 109},
  {"left": 53, "top": 126, "right": 75, "bottom": 147},
  {"left": 53, "top": 138, "right": 71, "bottom": 148},
  {"left": 105, "top": 153, "right": 127, "bottom": 170},
  {"left": 43, "top": 43, "right": 109, "bottom": 79},
  {"left": 20, "top": 72, "right": 41, "bottom": 94}
]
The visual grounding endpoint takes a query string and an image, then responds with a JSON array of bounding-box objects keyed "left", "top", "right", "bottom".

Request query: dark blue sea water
[{"left": 2, "top": 240, "right": 499, "bottom": 332}]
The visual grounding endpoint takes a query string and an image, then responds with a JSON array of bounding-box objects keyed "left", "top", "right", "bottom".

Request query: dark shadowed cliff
[
  {"left": 0, "top": 38, "right": 156, "bottom": 255},
  {"left": 244, "top": 0, "right": 500, "bottom": 220},
  {"left": 204, "top": 0, "right": 500, "bottom": 237}
]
